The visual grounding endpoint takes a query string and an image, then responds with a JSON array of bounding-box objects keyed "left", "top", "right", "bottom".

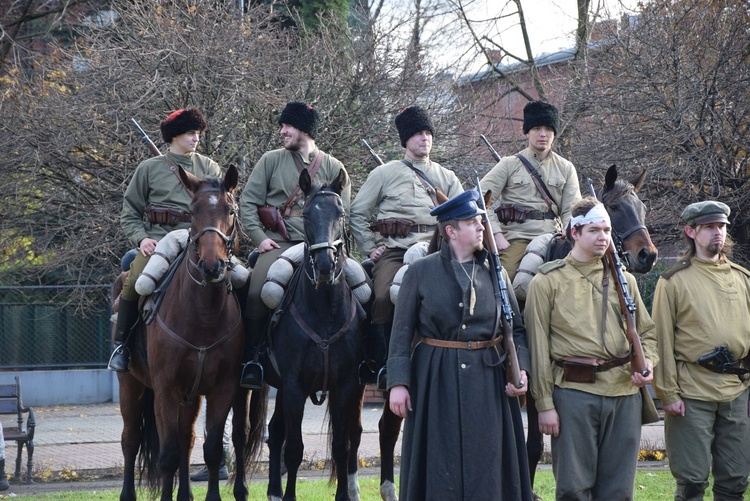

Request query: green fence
[{"left": 0, "top": 286, "right": 112, "bottom": 369}]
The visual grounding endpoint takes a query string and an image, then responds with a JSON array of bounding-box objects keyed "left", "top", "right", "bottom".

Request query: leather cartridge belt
[
  {"left": 420, "top": 336, "right": 502, "bottom": 350},
  {"left": 144, "top": 205, "right": 192, "bottom": 225},
  {"left": 524, "top": 210, "right": 557, "bottom": 220},
  {"left": 554, "top": 355, "right": 629, "bottom": 372},
  {"left": 410, "top": 223, "right": 437, "bottom": 233},
  {"left": 371, "top": 218, "right": 437, "bottom": 238}
]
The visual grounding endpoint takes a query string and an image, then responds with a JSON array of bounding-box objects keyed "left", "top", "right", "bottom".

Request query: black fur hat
[
  {"left": 395, "top": 106, "right": 435, "bottom": 147},
  {"left": 160, "top": 108, "right": 208, "bottom": 143},
  {"left": 278, "top": 101, "right": 320, "bottom": 139},
  {"left": 522, "top": 100, "right": 559, "bottom": 135}
]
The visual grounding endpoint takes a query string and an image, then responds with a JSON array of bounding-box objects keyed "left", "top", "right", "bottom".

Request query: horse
[
  {"left": 263, "top": 168, "right": 367, "bottom": 501},
  {"left": 375, "top": 164, "right": 659, "bottom": 501},
  {"left": 116, "top": 165, "right": 267, "bottom": 501}
]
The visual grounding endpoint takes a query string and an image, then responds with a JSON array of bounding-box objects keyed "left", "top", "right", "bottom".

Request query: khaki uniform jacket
[
  {"left": 121, "top": 151, "right": 221, "bottom": 247},
  {"left": 526, "top": 255, "right": 658, "bottom": 412},
  {"left": 480, "top": 148, "right": 580, "bottom": 241},
  {"left": 350, "top": 156, "right": 463, "bottom": 255},
  {"left": 652, "top": 258, "right": 750, "bottom": 405},
  {"left": 240, "top": 148, "right": 350, "bottom": 245}
]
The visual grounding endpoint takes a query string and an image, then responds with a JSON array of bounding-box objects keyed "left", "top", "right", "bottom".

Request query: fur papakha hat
[
  {"left": 522, "top": 100, "right": 559, "bottom": 135},
  {"left": 278, "top": 101, "right": 320, "bottom": 139},
  {"left": 395, "top": 106, "right": 435, "bottom": 147},
  {"left": 160, "top": 108, "right": 208, "bottom": 144}
]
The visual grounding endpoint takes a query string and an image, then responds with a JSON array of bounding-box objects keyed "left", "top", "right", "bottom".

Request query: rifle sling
[
  {"left": 401, "top": 160, "right": 440, "bottom": 207},
  {"left": 515, "top": 154, "right": 559, "bottom": 217},
  {"left": 164, "top": 155, "right": 192, "bottom": 192},
  {"left": 281, "top": 151, "right": 325, "bottom": 217}
]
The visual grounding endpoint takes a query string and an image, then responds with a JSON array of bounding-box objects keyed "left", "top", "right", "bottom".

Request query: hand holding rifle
[
  {"left": 475, "top": 171, "right": 524, "bottom": 389},
  {"left": 586, "top": 179, "right": 651, "bottom": 381}
]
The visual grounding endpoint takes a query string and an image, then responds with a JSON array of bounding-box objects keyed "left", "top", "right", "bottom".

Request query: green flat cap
[{"left": 681, "top": 200, "right": 731, "bottom": 225}]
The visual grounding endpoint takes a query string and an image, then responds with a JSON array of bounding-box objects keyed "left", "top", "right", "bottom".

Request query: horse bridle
[
  {"left": 303, "top": 190, "right": 346, "bottom": 286},
  {"left": 597, "top": 186, "right": 647, "bottom": 269},
  {"left": 186, "top": 186, "right": 239, "bottom": 287}
]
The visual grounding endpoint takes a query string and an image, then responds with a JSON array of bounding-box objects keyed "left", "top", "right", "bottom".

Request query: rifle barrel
[
  {"left": 131, "top": 118, "right": 162, "bottom": 157},
  {"left": 480, "top": 134, "right": 502, "bottom": 162}
]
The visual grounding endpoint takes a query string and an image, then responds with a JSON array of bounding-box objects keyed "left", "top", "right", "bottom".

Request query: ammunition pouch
[
  {"left": 495, "top": 203, "right": 532, "bottom": 224},
  {"left": 144, "top": 205, "right": 192, "bottom": 226},
  {"left": 258, "top": 205, "right": 291, "bottom": 241},
  {"left": 555, "top": 355, "right": 630, "bottom": 384},
  {"left": 696, "top": 346, "right": 749, "bottom": 379},
  {"left": 373, "top": 218, "right": 415, "bottom": 238}
]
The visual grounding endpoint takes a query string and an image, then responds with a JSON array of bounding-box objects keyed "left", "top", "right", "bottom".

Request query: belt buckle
[{"left": 467, "top": 340, "right": 474, "bottom": 350}]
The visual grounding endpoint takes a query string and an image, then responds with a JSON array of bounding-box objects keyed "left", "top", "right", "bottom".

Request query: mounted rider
[
  {"left": 349, "top": 106, "right": 464, "bottom": 389},
  {"left": 109, "top": 108, "right": 221, "bottom": 372},
  {"left": 239, "top": 101, "right": 351, "bottom": 390}
]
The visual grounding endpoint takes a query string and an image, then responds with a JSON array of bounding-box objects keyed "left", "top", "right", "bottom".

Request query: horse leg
[
  {"left": 267, "top": 392, "right": 286, "bottom": 501},
  {"left": 152, "top": 391, "right": 183, "bottom": 501},
  {"left": 231, "top": 388, "right": 249, "bottom": 501},
  {"left": 204, "top": 391, "right": 235, "bottom": 501},
  {"left": 332, "top": 383, "right": 364, "bottom": 501},
  {"left": 281, "top": 387, "right": 306, "bottom": 501},
  {"left": 118, "top": 375, "right": 145, "bottom": 501},
  {"left": 378, "top": 393, "right": 402, "bottom": 501}
]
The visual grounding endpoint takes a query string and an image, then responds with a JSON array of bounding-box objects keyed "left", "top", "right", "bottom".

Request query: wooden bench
[{"left": 0, "top": 376, "right": 35, "bottom": 484}]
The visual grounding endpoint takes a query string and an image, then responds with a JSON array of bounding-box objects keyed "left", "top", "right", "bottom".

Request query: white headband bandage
[{"left": 570, "top": 203, "right": 610, "bottom": 228}]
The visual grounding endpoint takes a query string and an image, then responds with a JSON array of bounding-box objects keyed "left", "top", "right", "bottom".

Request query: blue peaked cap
[{"left": 430, "top": 190, "right": 486, "bottom": 222}]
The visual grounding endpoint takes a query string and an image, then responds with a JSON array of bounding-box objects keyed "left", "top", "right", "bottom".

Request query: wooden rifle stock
[
  {"left": 586, "top": 179, "right": 650, "bottom": 377},
  {"left": 131, "top": 118, "right": 162, "bottom": 157},
  {"left": 475, "top": 171, "right": 523, "bottom": 388},
  {"left": 480, "top": 134, "right": 502, "bottom": 162}
]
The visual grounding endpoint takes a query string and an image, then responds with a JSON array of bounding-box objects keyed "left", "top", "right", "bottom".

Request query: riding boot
[
  {"left": 372, "top": 321, "right": 392, "bottom": 391},
  {"left": 108, "top": 297, "right": 139, "bottom": 372},
  {"left": 0, "top": 459, "right": 9, "bottom": 491},
  {"left": 240, "top": 317, "right": 268, "bottom": 390},
  {"left": 190, "top": 453, "right": 229, "bottom": 481},
  {"left": 359, "top": 321, "right": 387, "bottom": 385}
]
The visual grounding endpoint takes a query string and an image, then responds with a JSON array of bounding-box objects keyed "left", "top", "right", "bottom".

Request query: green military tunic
[
  {"left": 480, "top": 148, "right": 580, "bottom": 241},
  {"left": 240, "top": 148, "right": 350, "bottom": 246},
  {"left": 349, "top": 155, "right": 463, "bottom": 255},
  {"left": 652, "top": 258, "right": 750, "bottom": 405},
  {"left": 121, "top": 151, "right": 221, "bottom": 246}
]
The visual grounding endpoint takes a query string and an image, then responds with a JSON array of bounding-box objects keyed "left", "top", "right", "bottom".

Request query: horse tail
[
  {"left": 135, "top": 387, "right": 162, "bottom": 492},
  {"left": 242, "top": 384, "right": 269, "bottom": 476}
]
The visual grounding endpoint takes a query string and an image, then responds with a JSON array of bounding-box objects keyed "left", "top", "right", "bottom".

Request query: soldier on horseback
[
  {"left": 350, "top": 106, "right": 464, "bottom": 390},
  {"left": 109, "top": 108, "right": 221, "bottom": 372},
  {"left": 238, "top": 101, "right": 351, "bottom": 390}
]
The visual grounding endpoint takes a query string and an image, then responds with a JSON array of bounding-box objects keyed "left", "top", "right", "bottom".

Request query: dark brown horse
[
  {"left": 263, "top": 169, "right": 367, "bottom": 501},
  {"left": 116, "top": 165, "right": 267, "bottom": 501}
]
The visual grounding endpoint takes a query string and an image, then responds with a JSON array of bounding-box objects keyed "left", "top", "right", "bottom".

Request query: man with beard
[
  {"left": 652, "top": 201, "right": 750, "bottom": 501},
  {"left": 239, "top": 101, "right": 350, "bottom": 389}
]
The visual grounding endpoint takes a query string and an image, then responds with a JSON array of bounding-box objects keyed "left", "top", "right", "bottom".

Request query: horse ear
[
  {"left": 299, "top": 169, "right": 312, "bottom": 196},
  {"left": 224, "top": 165, "right": 239, "bottom": 193},
  {"left": 331, "top": 170, "right": 347, "bottom": 195},
  {"left": 178, "top": 166, "right": 199, "bottom": 197},
  {"left": 483, "top": 189, "right": 493, "bottom": 208},
  {"left": 604, "top": 165, "right": 617, "bottom": 191},
  {"left": 631, "top": 169, "right": 647, "bottom": 192}
]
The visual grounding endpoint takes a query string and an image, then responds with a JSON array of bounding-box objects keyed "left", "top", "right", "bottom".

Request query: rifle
[
  {"left": 131, "top": 118, "right": 162, "bottom": 157},
  {"left": 475, "top": 171, "right": 523, "bottom": 388},
  {"left": 586, "top": 178, "right": 650, "bottom": 377},
  {"left": 360, "top": 138, "right": 384, "bottom": 166},
  {"left": 480, "top": 134, "right": 502, "bottom": 162}
]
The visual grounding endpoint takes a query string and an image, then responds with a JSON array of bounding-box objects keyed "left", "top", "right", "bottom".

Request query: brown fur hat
[{"left": 160, "top": 108, "right": 208, "bottom": 143}]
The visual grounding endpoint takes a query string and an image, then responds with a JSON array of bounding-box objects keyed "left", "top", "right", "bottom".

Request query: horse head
[
  {"left": 598, "top": 165, "right": 658, "bottom": 273},
  {"left": 300, "top": 168, "right": 348, "bottom": 286},
  {"left": 178, "top": 165, "right": 240, "bottom": 284}
]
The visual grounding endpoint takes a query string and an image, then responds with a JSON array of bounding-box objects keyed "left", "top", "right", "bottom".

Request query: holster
[
  {"left": 144, "top": 205, "right": 192, "bottom": 226},
  {"left": 258, "top": 205, "right": 291, "bottom": 241},
  {"left": 559, "top": 356, "right": 599, "bottom": 384},
  {"left": 373, "top": 218, "right": 414, "bottom": 238},
  {"left": 494, "top": 203, "right": 531, "bottom": 224}
]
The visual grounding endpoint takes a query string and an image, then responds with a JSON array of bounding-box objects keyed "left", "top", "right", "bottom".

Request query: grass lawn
[{"left": 5, "top": 470, "right": 749, "bottom": 500}]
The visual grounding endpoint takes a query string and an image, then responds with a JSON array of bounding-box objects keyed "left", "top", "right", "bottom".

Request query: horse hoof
[{"left": 379, "top": 480, "right": 397, "bottom": 501}]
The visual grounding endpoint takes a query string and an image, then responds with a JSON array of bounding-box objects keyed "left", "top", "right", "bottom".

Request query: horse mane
[{"left": 600, "top": 178, "right": 633, "bottom": 202}]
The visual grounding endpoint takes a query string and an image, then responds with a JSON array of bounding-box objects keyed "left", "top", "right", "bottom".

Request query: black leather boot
[
  {"left": 240, "top": 317, "right": 268, "bottom": 390},
  {"left": 0, "top": 459, "right": 9, "bottom": 491},
  {"left": 371, "top": 322, "right": 392, "bottom": 391},
  {"left": 190, "top": 453, "right": 228, "bottom": 481},
  {"left": 108, "top": 297, "right": 139, "bottom": 372}
]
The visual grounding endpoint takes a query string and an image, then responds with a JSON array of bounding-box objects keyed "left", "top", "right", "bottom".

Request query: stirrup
[
  {"left": 376, "top": 365, "right": 388, "bottom": 392},
  {"left": 358, "top": 361, "right": 378, "bottom": 386},
  {"left": 108, "top": 345, "right": 131, "bottom": 372},
  {"left": 240, "top": 361, "right": 264, "bottom": 390}
]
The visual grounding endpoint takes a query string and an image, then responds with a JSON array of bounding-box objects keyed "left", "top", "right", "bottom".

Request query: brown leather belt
[
  {"left": 410, "top": 224, "right": 437, "bottom": 233},
  {"left": 554, "top": 355, "right": 629, "bottom": 372},
  {"left": 420, "top": 336, "right": 502, "bottom": 350},
  {"left": 525, "top": 210, "right": 557, "bottom": 220}
]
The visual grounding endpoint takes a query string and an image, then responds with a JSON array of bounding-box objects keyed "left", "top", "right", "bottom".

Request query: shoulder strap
[
  {"left": 515, "top": 154, "right": 559, "bottom": 216},
  {"left": 660, "top": 259, "right": 691, "bottom": 279},
  {"left": 281, "top": 151, "right": 326, "bottom": 216},
  {"left": 401, "top": 159, "right": 440, "bottom": 206},
  {"left": 164, "top": 155, "right": 192, "bottom": 192}
]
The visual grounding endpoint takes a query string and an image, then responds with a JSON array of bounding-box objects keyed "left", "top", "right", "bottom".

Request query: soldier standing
[
  {"left": 349, "top": 106, "right": 463, "bottom": 388},
  {"left": 652, "top": 201, "right": 750, "bottom": 500}
]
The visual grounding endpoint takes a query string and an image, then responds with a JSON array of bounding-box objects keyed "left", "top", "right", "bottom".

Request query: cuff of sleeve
[
  {"left": 386, "top": 356, "right": 411, "bottom": 389},
  {"left": 133, "top": 232, "right": 149, "bottom": 247},
  {"left": 249, "top": 229, "right": 269, "bottom": 247},
  {"left": 535, "top": 396, "right": 555, "bottom": 412}
]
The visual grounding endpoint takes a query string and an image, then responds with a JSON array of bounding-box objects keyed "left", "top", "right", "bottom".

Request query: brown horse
[{"left": 116, "top": 165, "right": 267, "bottom": 501}]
